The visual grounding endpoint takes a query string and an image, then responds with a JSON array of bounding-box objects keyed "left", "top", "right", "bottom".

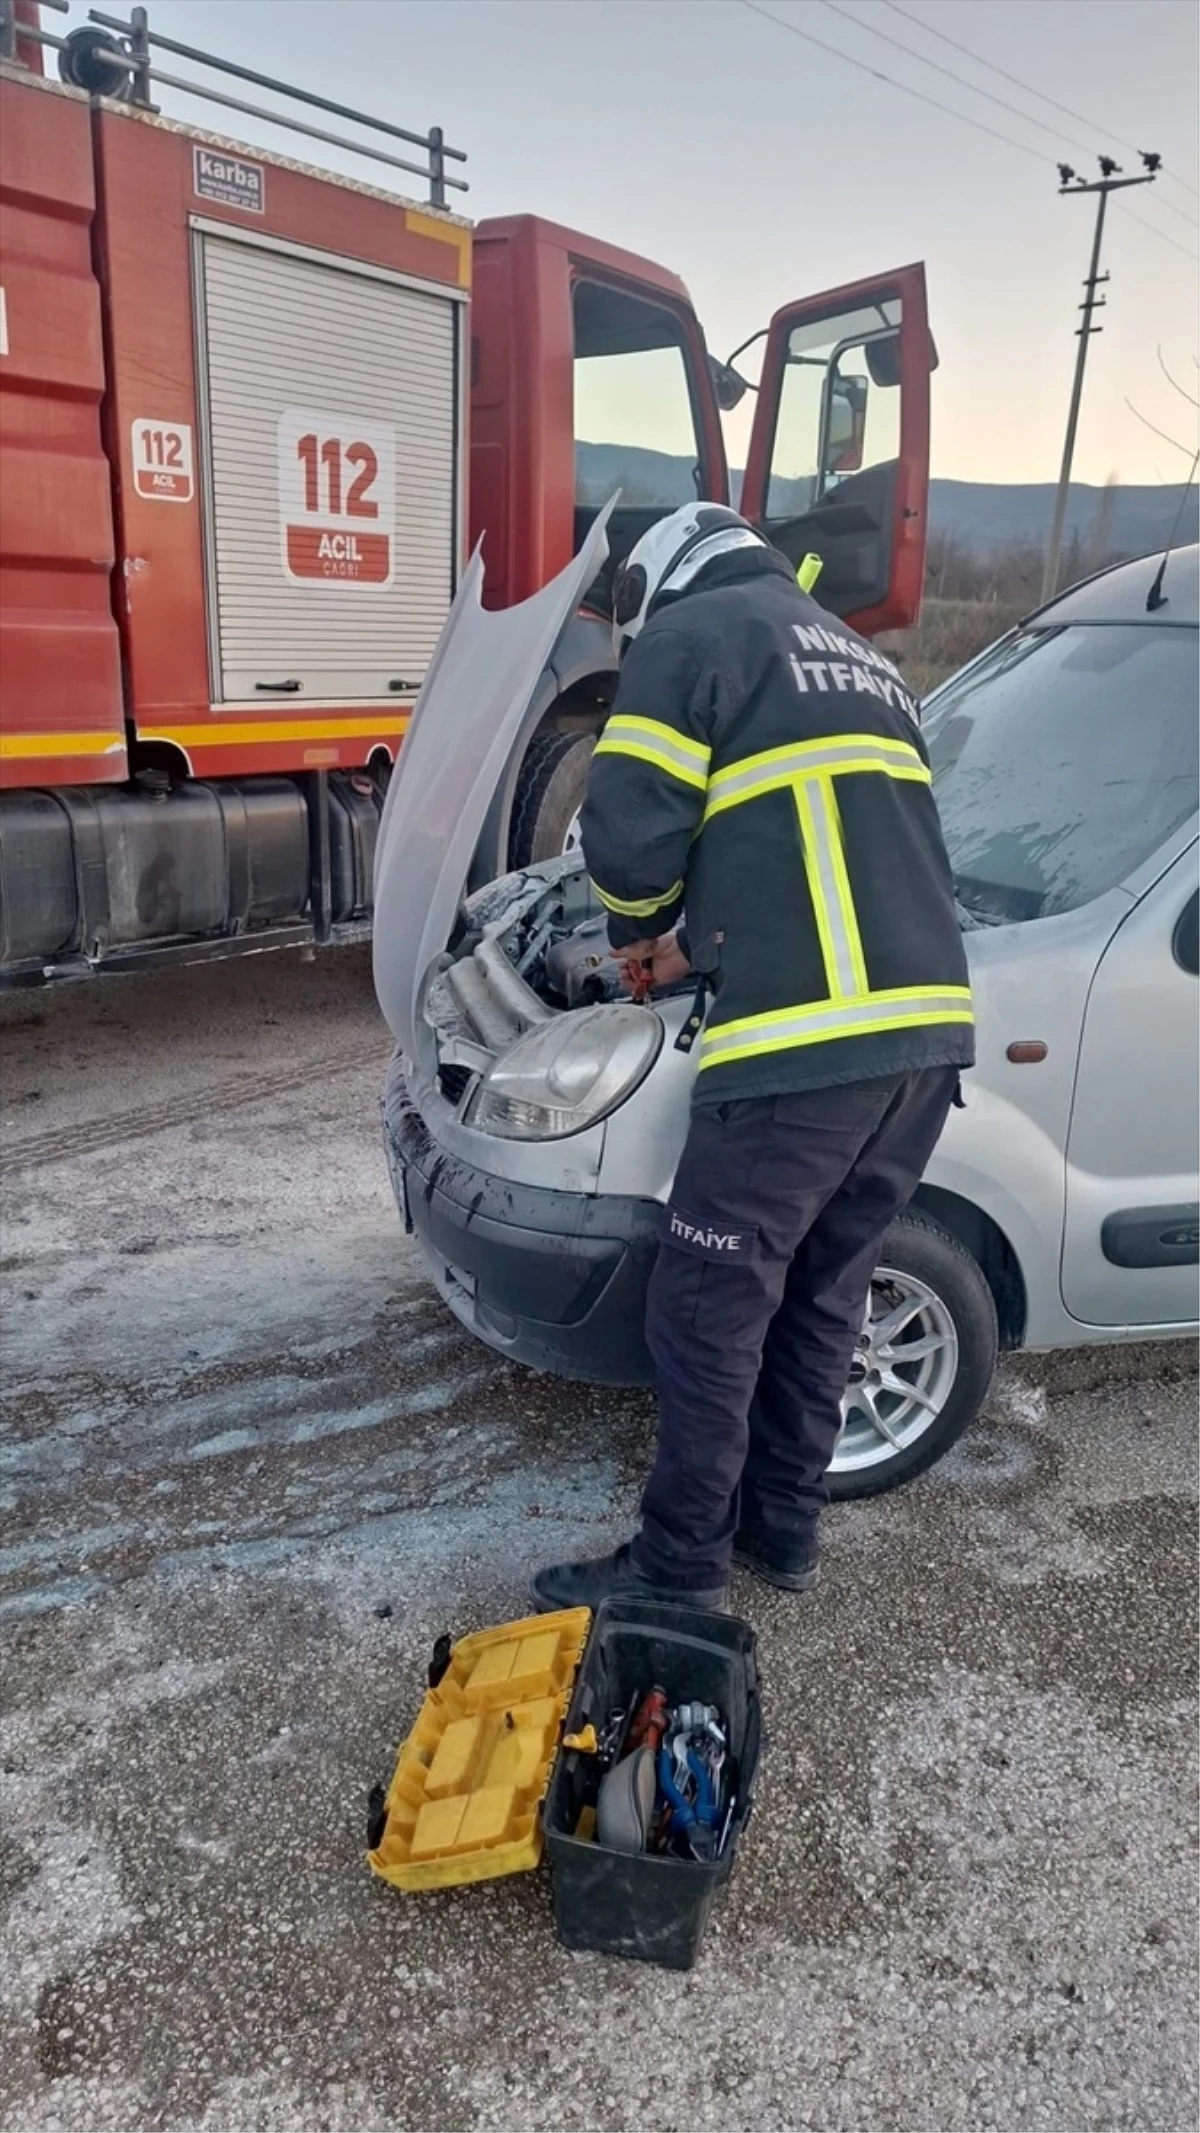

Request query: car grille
[{"left": 437, "top": 1064, "right": 473, "bottom": 1106}]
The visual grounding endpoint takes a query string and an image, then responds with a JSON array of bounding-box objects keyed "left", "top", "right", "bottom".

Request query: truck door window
[
  {"left": 766, "top": 298, "right": 902, "bottom": 521},
  {"left": 572, "top": 280, "right": 703, "bottom": 557}
]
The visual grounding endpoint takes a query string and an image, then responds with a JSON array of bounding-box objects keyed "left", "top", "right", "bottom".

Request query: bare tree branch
[
  {"left": 1157, "top": 344, "right": 1200, "bottom": 408},
  {"left": 1125, "top": 399, "right": 1197, "bottom": 456},
  {"left": 1158, "top": 451, "right": 1200, "bottom": 557}
]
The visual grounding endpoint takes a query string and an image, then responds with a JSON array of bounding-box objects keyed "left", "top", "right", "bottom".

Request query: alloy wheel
[{"left": 833, "top": 1266, "right": 960, "bottom": 1474}]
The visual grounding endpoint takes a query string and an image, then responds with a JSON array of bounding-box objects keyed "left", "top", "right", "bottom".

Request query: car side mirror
[{"left": 710, "top": 356, "right": 749, "bottom": 413}]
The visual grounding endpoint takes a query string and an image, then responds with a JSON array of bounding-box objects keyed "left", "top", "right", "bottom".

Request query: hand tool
[
  {"left": 657, "top": 1742, "right": 722, "bottom": 1862},
  {"left": 674, "top": 1701, "right": 725, "bottom": 1747},
  {"left": 627, "top": 1686, "right": 669, "bottom": 1754},
  {"left": 619, "top": 956, "right": 655, "bottom": 1003},
  {"left": 658, "top": 1742, "right": 721, "bottom": 1830},
  {"left": 599, "top": 1705, "right": 628, "bottom": 1763},
  {"left": 597, "top": 1743, "right": 657, "bottom": 1854}
]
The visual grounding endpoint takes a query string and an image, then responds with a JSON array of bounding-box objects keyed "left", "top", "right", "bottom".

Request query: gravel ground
[{"left": 1, "top": 950, "right": 1196, "bottom": 2133}]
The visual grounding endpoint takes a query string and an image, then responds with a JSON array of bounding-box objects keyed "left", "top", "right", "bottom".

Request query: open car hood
[{"left": 372, "top": 502, "right": 615, "bottom": 1056}]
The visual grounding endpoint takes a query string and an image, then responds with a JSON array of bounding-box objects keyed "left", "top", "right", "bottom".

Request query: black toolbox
[{"left": 543, "top": 1598, "right": 761, "bottom": 1971}]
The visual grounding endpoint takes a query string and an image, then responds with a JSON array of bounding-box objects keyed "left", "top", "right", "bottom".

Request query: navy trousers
[{"left": 632, "top": 1068, "right": 959, "bottom": 1589}]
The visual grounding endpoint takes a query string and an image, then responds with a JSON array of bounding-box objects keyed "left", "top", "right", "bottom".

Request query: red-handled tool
[
  {"left": 619, "top": 956, "right": 655, "bottom": 1003},
  {"left": 626, "top": 1686, "right": 669, "bottom": 1754}
]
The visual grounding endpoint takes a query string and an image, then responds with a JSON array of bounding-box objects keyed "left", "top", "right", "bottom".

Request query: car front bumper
[{"left": 383, "top": 1067, "right": 660, "bottom": 1385}]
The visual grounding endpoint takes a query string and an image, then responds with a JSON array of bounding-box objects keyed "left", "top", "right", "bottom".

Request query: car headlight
[{"left": 468, "top": 1006, "right": 663, "bottom": 1140}]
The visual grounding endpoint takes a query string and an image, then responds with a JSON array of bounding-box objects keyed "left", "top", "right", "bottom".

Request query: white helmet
[{"left": 611, "top": 502, "right": 767, "bottom": 655}]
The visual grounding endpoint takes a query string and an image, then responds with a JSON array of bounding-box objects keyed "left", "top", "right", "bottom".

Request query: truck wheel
[
  {"left": 509, "top": 733, "right": 595, "bottom": 869},
  {"left": 827, "top": 1210, "right": 999, "bottom": 1501}
]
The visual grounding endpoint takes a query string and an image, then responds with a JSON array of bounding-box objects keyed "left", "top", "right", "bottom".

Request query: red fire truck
[{"left": 0, "top": 0, "right": 934, "bottom": 985}]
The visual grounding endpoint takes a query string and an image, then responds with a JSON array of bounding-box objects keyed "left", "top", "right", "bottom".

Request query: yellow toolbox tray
[{"left": 368, "top": 1607, "right": 591, "bottom": 1891}]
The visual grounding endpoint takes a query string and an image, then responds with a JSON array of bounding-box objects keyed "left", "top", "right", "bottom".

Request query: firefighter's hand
[
  {"left": 615, "top": 934, "right": 661, "bottom": 966},
  {"left": 615, "top": 934, "right": 691, "bottom": 991}
]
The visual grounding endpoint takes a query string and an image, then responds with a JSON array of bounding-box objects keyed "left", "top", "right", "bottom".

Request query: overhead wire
[
  {"left": 1112, "top": 212, "right": 1198, "bottom": 267},
  {"left": 880, "top": 0, "right": 1200, "bottom": 203},
  {"left": 737, "top": 0, "right": 1072, "bottom": 161},
  {"left": 735, "top": 0, "right": 1199, "bottom": 263},
  {"left": 817, "top": 0, "right": 1198, "bottom": 229}
]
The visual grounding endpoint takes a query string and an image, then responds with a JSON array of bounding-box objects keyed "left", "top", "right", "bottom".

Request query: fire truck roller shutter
[{"left": 197, "top": 233, "right": 460, "bottom": 706}]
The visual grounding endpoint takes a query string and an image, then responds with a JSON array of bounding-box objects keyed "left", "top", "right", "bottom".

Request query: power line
[
  {"left": 737, "top": 0, "right": 1072, "bottom": 162},
  {"left": 815, "top": 1, "right": 1103, "bottom": 163},
  {"left": 880, "top": 0, "right": 1200, "bottom": 204},
  {"left": 1118, "top": 206, "right": 1198, "bottom": 263},
  {"left": 735, "top": 0, "right": 1199, "bottom": 263},
  {"left": 821, "top": 0, "right": 1198, "bottom": 229}
]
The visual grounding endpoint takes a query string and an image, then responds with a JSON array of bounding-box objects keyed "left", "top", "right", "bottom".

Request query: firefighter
[{"left": 532, "top": 503, "right": 974, "bottom": 1614}]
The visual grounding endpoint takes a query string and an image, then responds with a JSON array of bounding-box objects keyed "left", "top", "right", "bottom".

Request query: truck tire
[
  {"left": 508, "top": 733, "right": 595, "bottom": 870},
  {"left": 827, "top": 1209, "right": 999, "bottom": 1502}
]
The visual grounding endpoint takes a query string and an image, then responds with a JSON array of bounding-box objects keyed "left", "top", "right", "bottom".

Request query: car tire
[
  {"left": 508, "top": 732, "right": 596, "bottom": 869},
  {"left": 827, "top": 1209, "right": 999, "bottom": 1502}
]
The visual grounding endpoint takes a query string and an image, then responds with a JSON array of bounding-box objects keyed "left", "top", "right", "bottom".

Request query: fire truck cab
[{"left": 0, "top": 0, "right": 934, "bottom": 983}]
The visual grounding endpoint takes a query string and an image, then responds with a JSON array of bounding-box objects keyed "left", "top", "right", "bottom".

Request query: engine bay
[{"left": 421, "top": 858, "right": 685, "bottom": 1108}]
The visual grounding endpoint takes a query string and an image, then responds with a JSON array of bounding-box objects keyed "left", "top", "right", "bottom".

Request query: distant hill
[
  {"left": 927, "top": 478, "right": 1197, "bottom": 557},
  {"left": 575, "top": 442, "right": 1197, "bottom": 558}
]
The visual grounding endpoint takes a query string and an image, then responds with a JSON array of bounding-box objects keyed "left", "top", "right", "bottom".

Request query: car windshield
[{"left": 924, "top": 621, "right": 1199, "bottom": 924}]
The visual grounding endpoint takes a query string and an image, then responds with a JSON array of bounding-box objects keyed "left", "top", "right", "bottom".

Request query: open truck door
[{"left": 738, "top": 264, "right": 933, "bottom": 637}]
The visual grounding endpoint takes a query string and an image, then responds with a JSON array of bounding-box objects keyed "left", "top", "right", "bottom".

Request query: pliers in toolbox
[{"left": 658, "top": 1741, "right": 722, "bottom": 1859}]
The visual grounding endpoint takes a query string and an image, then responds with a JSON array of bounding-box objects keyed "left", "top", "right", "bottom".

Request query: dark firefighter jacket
[{"left": 579, "top": 546, "right": 975, "bottom": 1106}]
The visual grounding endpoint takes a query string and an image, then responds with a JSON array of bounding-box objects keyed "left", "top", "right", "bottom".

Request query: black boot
[
  {"left": 531, "top": 1542, "right": 727, "bottom": 1615},
  {"left": 731, "top": 1525, "right": 820, "bottom": 1593}
]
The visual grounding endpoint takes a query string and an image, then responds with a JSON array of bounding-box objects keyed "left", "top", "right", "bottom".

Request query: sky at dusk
[{"left": 134, "top": 0, "right": 1199, "bottom": 488}]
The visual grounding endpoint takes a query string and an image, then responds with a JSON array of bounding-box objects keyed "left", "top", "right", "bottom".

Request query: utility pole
[{"left": 1041, "top": 154, "right": 1161, "bottom": 604}]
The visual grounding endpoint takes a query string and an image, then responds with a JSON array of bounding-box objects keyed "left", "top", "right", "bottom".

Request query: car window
[{"left": 924, "top": 623, "right": 1199, "bottom": 923}]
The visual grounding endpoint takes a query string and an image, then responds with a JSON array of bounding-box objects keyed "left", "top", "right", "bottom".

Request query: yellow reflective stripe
[
  {"left": 820, "top": 774, "right": 870, "bottom": 997},
  {"left": 593, "top": 716, "right": 711, "bottom": 792},
  {"left": 698, "top": 986, "right": 975, "bottom": 1070},
  {"left": 720, "top": 731, "right": 921, "bottom": 777},
  {"left": 708, "top": 985, "right": 975, "bottom": 1037},
  {"left": 794, "top": 779, "right": 849, "bottom": 1001},
  {"left": 0, "top": 730, "right": 125, "bottom": 760},
  {"left": 814, "top": 774, "right": 870, "bottom": 997},
  {"left": 704, "top": 734, "right": 927, "bottom": 821},
  {"left": 591, "top": 876, "right": 684, "bottom": 920},
  {"left": 698, "top": 1007, "right": 975, "bottom": 1068},
  {"left": 594, "top": 737, "right": 709, "bottom": 790},
  {"left": 144, "top": 717, "right": 408, "bottom": 746},
  {"left": 601, "top": 716, "right": 710, "bottom": 773}
]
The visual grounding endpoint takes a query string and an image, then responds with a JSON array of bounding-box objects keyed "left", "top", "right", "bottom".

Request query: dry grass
[
  {"left": 881, "top": 596, "right": 1025, "bottom": 699},
  {"left": 878, "top": 525, "right": 1130, "bottom": 701}
]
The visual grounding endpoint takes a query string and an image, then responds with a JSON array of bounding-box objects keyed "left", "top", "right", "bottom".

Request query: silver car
[{"left": 374, "top": 534, "right": 1199, "bottom": 1498}]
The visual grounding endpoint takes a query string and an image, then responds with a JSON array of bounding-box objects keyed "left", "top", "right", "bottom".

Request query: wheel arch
[
  {"left": 129, "top": 737, "right": 193, "bottom": 782},
  {"left": 906, "top": 1183, "right": 1028, "bottom": 1350}
]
